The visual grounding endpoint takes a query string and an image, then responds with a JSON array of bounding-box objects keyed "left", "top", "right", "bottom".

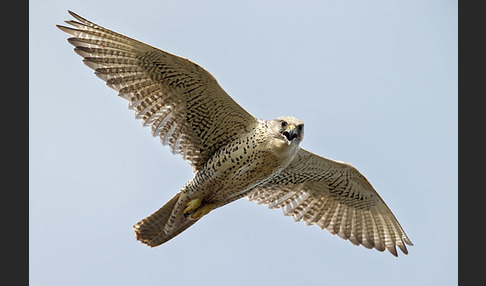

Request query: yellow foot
[
  {"left": 184, "top": 198, "right": 203, "bottom": 215},
  {"left": 187, "top": 203, "right": 216, "bottom": 220}
]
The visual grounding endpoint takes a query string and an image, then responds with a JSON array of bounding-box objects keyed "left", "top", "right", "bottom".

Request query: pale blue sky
[{"left": 30, "top": 1, "right": 457, "bottom": 285}]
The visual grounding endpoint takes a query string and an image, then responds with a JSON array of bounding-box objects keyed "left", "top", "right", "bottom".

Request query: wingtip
[
  {"left": 67, "top": 10, "right": 79, "bottom": 18},
  {"left": 56, "top": 24, "right": 72, "bottom": 34},
  {"left": 398, "top": 243, "right": 409, "bottom": 255},
  {"left": 388, "top": 246, "right": 399, "bottom": 257},
  {"left": 405, "top": 237, "right": 414, "bottom": 246},
  {"left": 66, "top": 10, "right": 94, "bottom": 26}
]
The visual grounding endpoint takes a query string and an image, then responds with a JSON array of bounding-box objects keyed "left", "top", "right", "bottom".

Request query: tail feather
[{"left": 133, "top": 192, "right": 198, "bottom": 247}]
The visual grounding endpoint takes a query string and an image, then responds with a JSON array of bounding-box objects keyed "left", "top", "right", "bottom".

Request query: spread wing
[
  {"left": 57, "top": 11, "right": 258, "bottom": 171},
  {"left": 247, "top": 148, "right": 413, "bottom": 256}
]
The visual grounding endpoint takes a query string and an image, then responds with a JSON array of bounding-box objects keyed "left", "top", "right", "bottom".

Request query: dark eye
[
  {"left": 297, "top": 124, "right": 303, "bottom": 131},
  {"left": 281, "top": 121, "right": 287, "bottom": 128}
]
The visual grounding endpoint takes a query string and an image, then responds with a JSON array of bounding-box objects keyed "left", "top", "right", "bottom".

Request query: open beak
[{"left": 283, "top": 125, "right": 298, "bottom": 142}]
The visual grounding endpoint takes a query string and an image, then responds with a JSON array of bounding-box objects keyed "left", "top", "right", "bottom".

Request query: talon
[
  {"left": 188, "top": 203, "right": 215, "bottom": 220},
  {"left": 184, "top": 198, "right": 203, "bottom": 214}
]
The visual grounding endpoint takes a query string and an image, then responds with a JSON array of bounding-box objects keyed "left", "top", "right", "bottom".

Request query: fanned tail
[{"left": 133, "top": 192, "right": 198, "bottom": 247}]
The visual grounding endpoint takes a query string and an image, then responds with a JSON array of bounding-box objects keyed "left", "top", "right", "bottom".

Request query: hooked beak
[{"left": 283, "top": 125, "right": 298, "bottom": 142}]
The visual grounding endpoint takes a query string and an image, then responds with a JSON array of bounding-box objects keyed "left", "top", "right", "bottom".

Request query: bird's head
[{"left": 271, "top": 116, "right": 305, "bottom": 145}]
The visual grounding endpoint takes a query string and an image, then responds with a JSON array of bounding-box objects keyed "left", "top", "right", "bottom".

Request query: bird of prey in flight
[{"left": 57, "top": 10, "right": 412, "bottom": 256}]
